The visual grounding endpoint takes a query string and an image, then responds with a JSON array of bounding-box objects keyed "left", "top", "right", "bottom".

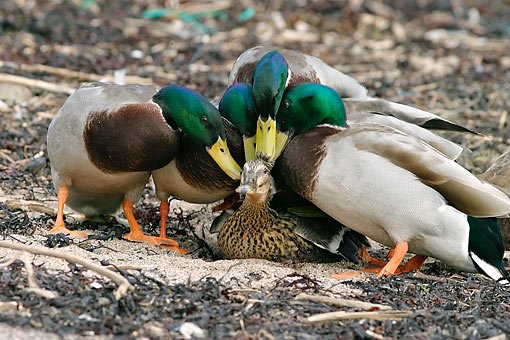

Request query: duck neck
[{"left": 239, "top": 195, "right": 275, "bottom": 226}]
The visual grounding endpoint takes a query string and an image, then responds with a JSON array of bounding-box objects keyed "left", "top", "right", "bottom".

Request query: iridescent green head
[
  {"left": 252, "top": 50, "right": 289, "bottom": 160},
  {"left": 153, "top": 84, "right": 241, "bottom": 180},
  {"left": 252, "top": 50, "right": 289, "bottom": 120},
  {"left": 274, "top": 83, "right": 347, "bottom": 158},
  {"left": 219, "top": 83, "right": 258, "bottom": 161},
  {"left": 219, "top": 83, "right": 257, "bottom": 138}
]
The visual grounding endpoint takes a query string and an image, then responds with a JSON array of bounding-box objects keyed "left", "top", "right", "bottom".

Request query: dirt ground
[{"left": 1, "top": 0, "right": 510, "bottom": 338}]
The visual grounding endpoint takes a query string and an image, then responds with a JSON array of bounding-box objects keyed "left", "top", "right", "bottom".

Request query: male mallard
[
  {"left": 151, "top": 85, "right": 244, "bottom": 233},
  {"left": 229, "top": 46, "right": 475, "bottom": 160},
  {"left": 274, "top": 83, "right": 510, "bottom": 284},
  {"left": 215, "top": 159, "right": 369, "bottom": 262},
  {"left": 481, "top": 147, "right": 510, "bottom": 249},
  {"left": 47, "top": 83, "right": 242, "bottom": 252},
  {"left": 47, "top": 82, "right": 184, "bottom": 250},
  {"left": 218, "top": 83, "right": 258, "bottom": 161},
  {"left": 480, "top": 147, "right": 510, "bottom": 196},
  {"left": 221, "top": 82, "right": 465, "bottom": 163}
]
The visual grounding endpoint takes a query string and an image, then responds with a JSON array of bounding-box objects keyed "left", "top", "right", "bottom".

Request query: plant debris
[{"left": 1, "top": 0, "right": 509, "bottom": 338}]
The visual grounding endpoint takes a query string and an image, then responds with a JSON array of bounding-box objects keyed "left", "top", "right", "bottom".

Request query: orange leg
[
  {"left": 386, "top": 248, "right": 395, "bottom": 259},
  {"left": 212, "top": 193, "right": 240, "bottom": 212},
  {"left": 400, "top": 255, "right": 427, "bottom": 274},
  {"left": 330, "top": 271, "right": 363, "bottom": 280},
  {"left": 49, "top": 186, "right": 88, "bottom": 238},
  {"left": 377, "top": 242, "right": 408, "bottom": 277},
  {"left": 159, "top": 200, "right": 169, "bottom": 238},
  {"left": 123, "top": 199, "right": 188, "bottom": 254},
  {"left": 359, "top": 246, "right": 388, "bottom": 267}
]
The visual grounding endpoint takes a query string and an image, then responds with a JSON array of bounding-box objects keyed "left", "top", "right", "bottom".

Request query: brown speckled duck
[{"left": 215, "top": 159, "right": 369, "bottom": 263}]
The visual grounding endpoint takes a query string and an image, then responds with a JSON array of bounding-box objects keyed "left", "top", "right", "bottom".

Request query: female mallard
[
  {"left": 229, "top": 46, "right": 475, "bottom": 160},
  {"left": 47, "top": 83, "right": 242, "bottom": 252},
  {"left": 215, "top": 159, "right": 369, "bottom": 262},
  {"left": 274, "top": 83, "right": 510, "bottom": 284}
]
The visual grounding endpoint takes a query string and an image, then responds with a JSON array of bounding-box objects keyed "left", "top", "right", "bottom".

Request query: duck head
[
  {"left": 252, "top": 51, "right": 289, "bottom": 160},
  {"left": 275, "top": 83, "right": 347, "bottom": 159},
  {"left": 219, "top": 83, "right": 258, "bottom": 161},
  {"left": 236, "top": 159, "right": 275, "bottom": 205},
  {"left": 153, "top": 84, "right": 242, "bottom": 180}
]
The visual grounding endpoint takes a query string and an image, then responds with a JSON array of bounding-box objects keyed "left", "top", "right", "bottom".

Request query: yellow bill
[
  {"left": 255, "top": 116, "right": 276, "bottom": 160},
  {"left": 243, "top": 135, "right": 256, "bottom": 162},
  {"left": 207, "top": 137, "right": 242, "bottom": 180},
  {"left": 274, "top": 130, "right": 290, "bottom": 160}
]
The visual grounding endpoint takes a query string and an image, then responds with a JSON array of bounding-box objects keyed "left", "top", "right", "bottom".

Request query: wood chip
[
  {"left": 0, "top": 73, "right": 75, "bottom": 95},
  {"left": 0, "top": 301, "right": 19, "bottom": 312},
  {"left": 296, "top": 293, "right": 391, "bottom": 311},
  {"left": 307, "top": 310, "right": 413, "bottom": 323}
]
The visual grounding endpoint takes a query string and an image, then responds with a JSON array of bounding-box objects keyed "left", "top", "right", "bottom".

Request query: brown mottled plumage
[
  {"left": 217, "top": 160, "right": 310, "bottom": 259},
  {"left": 216, "top": 160, "right": 368, "bottom": 262}
]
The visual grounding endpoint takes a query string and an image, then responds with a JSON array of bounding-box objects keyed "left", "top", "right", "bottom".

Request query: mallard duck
[
  {"left": 47, "top": 82, "right": 185, "bottom": 251},
  {"left": 47, "top": 83, "right": 242, "bottom": 252},
  {"left": 218, "top": 83, "right": 258, "bottom": 161},
  {"left": 274, "top": 83, "right": 510, "bottom": 284},
  {"left": 481, "top": 147, "right": 510, "bottom": 249},
  {"left": 151, "top": 85, "right": 244, "bottom": 232},
  {"left": 220, "top": 81, "right": 465, "bottom": 162},
  {"left": 229, "top": 46, "right": 475, "bottom": 160},
  {"left": 214, "top": 159, "right": 369, "bottom": 262},
  {"left": 480, "top": 147, "right": 510, "bottom": 196}
]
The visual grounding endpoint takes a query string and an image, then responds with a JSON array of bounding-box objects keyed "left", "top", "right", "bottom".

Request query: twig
[
  {"left": 0, "top": 252, "right": 58, "bottom": 299},
  {"left": 3, "top": 198, "right": 55, "bottom": 216},
  {"left": 0, "top": 149, "right": 16, "bottom": 164},
  {"left": 0, "top": 301, "right": 20, "bottom": 312},
  {"left": 412, "top": 271, "right": 463, "bottom": 283},
  {"left": 228, "top": 288, "right": 261, "bottom": 294},
  {"left": 22, "top": 252, "right": 59, "bottom": 299},
  {"left": 307, "top": 310, "right": 412, "bottom": 323},
  {"left": 0, "top": 73, "right": 75, "bottom": 95},
  {"left": 499, "top": 111, "right": 508, "bottom": 130},
  {"left": 0, "top": 240, "right": 134, "bottom": 299},
  {"left": 0, "top": 61, "right": 154, "bottom": 84},
  {"left": 296, "top": 293, "right": 391, "bottom": 311}
]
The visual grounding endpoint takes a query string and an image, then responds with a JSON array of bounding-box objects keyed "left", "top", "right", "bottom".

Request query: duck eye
[
  {"left": 200, "top": 116, "right": 209, "bottom": 126},
  {"left": 284, "top": 100, "right": 291, "bottom": 109}
]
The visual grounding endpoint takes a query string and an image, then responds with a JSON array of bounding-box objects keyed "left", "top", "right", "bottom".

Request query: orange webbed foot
[
  {"left": 400, "top": 255, "right": 427, "bottom": 274},
  {"left": 359, "top": 247, "right": 388, "bottom": 267},
  {"left": 49, "top": 186, "right": 89, "bottom": 238},
  {"left": 331, "top": 271, "right": 364, "bottom": 280},
  {"left": 49, "top": 225, "right": 90, "bottom": 238},
  {"left": 377, "top": 242, "right": 409, "bottom": 277},
  {"left": 123, "top": 199, "right": 188, "bottom": 254}
]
